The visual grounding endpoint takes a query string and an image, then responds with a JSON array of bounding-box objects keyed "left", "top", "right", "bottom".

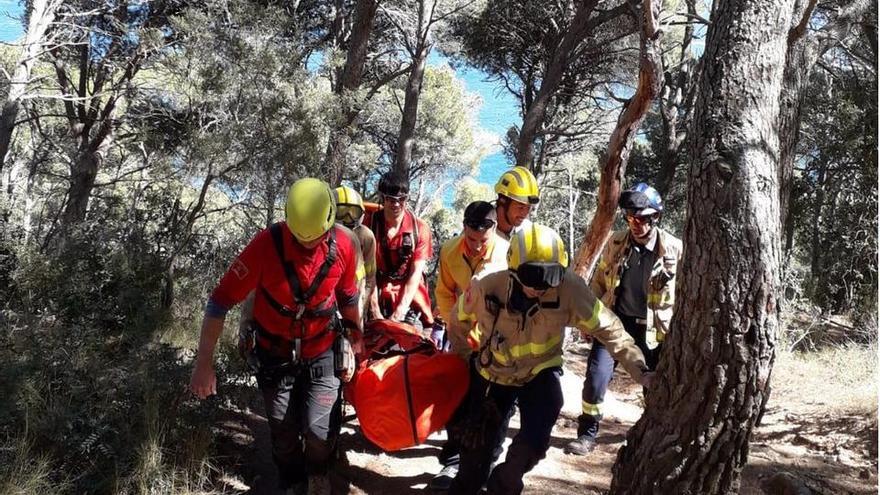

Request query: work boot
[
  {"left": 429, "top": 463, "right": 459, "bottom": 491},
  {"left": 564, "top": 434, "right": 598, "bottom": 455}
]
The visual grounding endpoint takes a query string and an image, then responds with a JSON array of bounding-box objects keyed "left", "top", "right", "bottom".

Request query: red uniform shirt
[
  {"left": 368, "top": 210, "right": 433, "bottom": 280},
  {"left": 210, "top": 222, "right": 359, "bottom": 358},
  {"left": 367, "top": 209, "right": 434, "bottom": 323}
]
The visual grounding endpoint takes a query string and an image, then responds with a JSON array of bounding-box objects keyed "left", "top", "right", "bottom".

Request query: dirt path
[{"left": 215, "top": 348, "right": 877, "bottom": 494}]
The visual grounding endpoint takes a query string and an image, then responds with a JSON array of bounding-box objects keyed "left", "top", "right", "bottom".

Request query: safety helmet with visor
[
  {"left": 335, "top": 185, "right": 365, "bottom": 228},
  {"left": 507, "top": 224, "right": 569, "bottom": 291},
  {"left": 495, "top": 166, "right": 540, "bottom": 205},
  {"left": 618, "top": 182, "right": 663, "bottom": 218}
]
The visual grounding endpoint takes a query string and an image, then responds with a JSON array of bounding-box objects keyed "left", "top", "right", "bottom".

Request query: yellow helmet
[
  {"left": 335, "top": 185, "right": 365, "bottom": 227},
  {"left": 507, "top": 223, "right": 568, "bottom": 270},
  {"left": 285, "top": 178, "right": 336, "bottom": 243},
  {"left": 335, "top": 185, "right": 364, "bottom": 210},
  {"left": 495, "top": 166, "right": 540, "bottom": 205}
]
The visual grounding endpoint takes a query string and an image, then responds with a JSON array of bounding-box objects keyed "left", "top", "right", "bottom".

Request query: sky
[{"left": 0, "top": 0, "right": 21, "bottom": 42}]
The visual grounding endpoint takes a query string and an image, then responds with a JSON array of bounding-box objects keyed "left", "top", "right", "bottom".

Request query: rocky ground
[{"left": 212, "top": 344, "right": 877, "bottom": 495}]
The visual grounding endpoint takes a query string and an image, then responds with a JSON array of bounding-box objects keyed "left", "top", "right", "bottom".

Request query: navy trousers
[
  {"left": 449, "top": 366, "right": 564, "bottom": 495},
  {"left": 577, "top": 315, "right": 661, "bottom": 438}
]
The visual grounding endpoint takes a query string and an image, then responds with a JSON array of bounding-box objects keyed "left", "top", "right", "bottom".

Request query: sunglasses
[
  {"left": 383, "top": 194, "right": 407, "bottom": 205},
  {"left": 625, "top": 213, "right": 653, "bottom": 225},
  {"left": 464, "top": 219, "right": 496, "bottom": 231}
]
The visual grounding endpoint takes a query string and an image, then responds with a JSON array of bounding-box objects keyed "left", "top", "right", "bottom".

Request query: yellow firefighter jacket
[
  {"left": 449, "top": 270, "right": 647, "bottom": 387},
  {"left": 591, "top": 228, "right": 683, "bottom": 349},
  {"left": 435, "top": 233, "right": 509, "bottom": 321}
]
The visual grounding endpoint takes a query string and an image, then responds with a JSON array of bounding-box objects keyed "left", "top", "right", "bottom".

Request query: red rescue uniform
[
  {"left": 366, "top": 209, "right": 434, "bottom": 324},
  {"left": 210, "top": 222, "right": 360, "bottom": 359}
]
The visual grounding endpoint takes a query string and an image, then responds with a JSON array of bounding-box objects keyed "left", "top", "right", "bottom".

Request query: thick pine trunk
[{"left": 609, "top": 0, "right": 795, "bottom": 492}]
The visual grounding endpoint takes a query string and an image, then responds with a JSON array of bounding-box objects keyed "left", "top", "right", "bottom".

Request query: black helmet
[{"left": 618, "top": 182, "right": 663, "bottom": 216}]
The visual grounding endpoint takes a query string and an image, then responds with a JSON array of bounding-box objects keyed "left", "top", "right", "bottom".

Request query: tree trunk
[
  {"left": 392, "top": 51, "right": 427, "bottom": 177},
  {"left": 0, "top": 0, "right": 59, "bottom": 173},
  {"left": 808, "top": 161, "right": 827, "bottom": 282},
  {"left": 609, "top": 0, "right": 794, "bottom": 492},
  {"left": 393, "top": 3, "right": 433, "bottom": 180},
  {"left": 61, "top": 148, "right": 102, "bottom": 228},
  {"left": 572, "top": 0, "right": 662, "bottom": 280},
  {"left": 324, "top": 0, "right": 379, "bottom": 185},
  {"left": 514, "top": 0, "right": 599, "bottom": 169}
]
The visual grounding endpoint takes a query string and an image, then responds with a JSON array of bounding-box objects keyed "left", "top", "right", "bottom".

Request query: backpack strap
[{"left": 373, "top": 211, "right": 412, "bottom": 281}]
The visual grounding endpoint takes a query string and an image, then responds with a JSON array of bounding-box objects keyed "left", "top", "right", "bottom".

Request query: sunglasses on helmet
[{"left": 464, "top": 218, "right": 496, "bottom": 231}]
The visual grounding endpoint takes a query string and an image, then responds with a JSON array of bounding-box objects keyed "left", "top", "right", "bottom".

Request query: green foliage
[
  {"left": 786, "top": 49, "right": 877, "bottom": 332},
  {"left": 1, "top": 237, "right": 240, "bottom": 492},
  {"left": 360, "top": 65, "right": 485, "bottom": 201}
]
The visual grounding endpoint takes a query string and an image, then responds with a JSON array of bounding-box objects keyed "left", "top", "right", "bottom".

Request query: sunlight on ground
[{"left": 771, "top": 345, "right": 877, "bottom": 415}]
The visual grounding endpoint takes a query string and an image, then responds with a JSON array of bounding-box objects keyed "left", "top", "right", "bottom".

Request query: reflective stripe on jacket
[
  {"left": 450, "top": 270, "right": 647, "bottom": 387},
  {"left": 590, "top": 228, "right": 683, "bottom": 349}
]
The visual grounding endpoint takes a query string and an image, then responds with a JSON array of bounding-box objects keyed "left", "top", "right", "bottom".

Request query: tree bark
[
  {"left": 572, "top": 0, "right": 662, "bottom": 280},
  {"left": 609, "top": 0, "right": 795, "bottom": 492},
  {"left": 393, "top": 0, "right": 436, "bottom": 178},
  {"left": 324, "top": 0, "right": 379, "bottom": 186},
  {"left": 0, "top": 0, "right": 60, "bottom": 173},
  {"left": 61, "top": 148, "right": 103, "bottom": 228}
]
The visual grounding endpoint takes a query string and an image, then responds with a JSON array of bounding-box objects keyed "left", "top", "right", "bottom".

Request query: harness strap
[
  {"left": 373, "top": 210, "right": 419, "bottom": 281},
  {"left": 259, "top": 286, "right": 338, "bottom": 319},
  {"left": 269, "top": 223, "right": 338, "bottom": 305}
]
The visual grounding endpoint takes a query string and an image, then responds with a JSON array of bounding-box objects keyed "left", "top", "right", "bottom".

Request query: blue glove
[{"left": 430, "top": 321, "right": 448, "bottom": 351}]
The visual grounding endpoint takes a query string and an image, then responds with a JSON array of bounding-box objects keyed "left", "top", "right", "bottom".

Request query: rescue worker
[
  {"left": 429, "top": 201, "right": 508, "bottom": 490},
  {"left": 189, "top": 178, "right": 363, "bottom": 495},
  {"left": 494, "top": 166, "right": 540, "bottom": 241},
  {"left": 447, "top": 224, "right": 652, "bottom": 495},
  {"left": 565, "top": 182, "right": 682, "bottom": 456},
  {"left": 335, "top": 185, "right": 378, "bottom": 317},
  {"left": 369, "top": 171, "right": 434, "bottom": 327}
]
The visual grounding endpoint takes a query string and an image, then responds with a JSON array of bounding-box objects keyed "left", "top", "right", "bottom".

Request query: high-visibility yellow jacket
[
  {"left": 435, "top": 233, "right": 509, "bottom": 321},
  {"left": 449, "top": 270, "right": 647, "bottom": 387},
  {"left": 591, "top": 228, "right": 683, "bottom": 349}
]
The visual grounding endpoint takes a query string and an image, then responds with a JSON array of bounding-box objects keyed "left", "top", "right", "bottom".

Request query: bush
[{"left": 0, "top": 228, "right": 244, "bottom": 494}]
